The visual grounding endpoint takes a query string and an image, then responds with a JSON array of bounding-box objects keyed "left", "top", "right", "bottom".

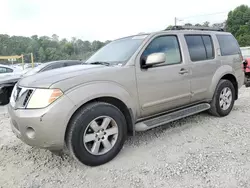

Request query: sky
[{"left": 0, "top": 0, "right": 249, "bottom": 41}]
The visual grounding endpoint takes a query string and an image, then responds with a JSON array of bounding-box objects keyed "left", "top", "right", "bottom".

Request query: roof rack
[{"left": 165, "top": 25, "right": 224, "bottom": 32}]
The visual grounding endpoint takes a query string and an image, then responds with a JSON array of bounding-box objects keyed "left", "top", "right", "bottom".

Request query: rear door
[{"left": 184, "top": 34, "right": 220, "bottom": 102}]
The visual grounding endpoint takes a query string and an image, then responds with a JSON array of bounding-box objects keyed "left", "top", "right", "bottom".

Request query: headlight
[{"left": 26, "top": 88, "right": 63, "bottom": 109}]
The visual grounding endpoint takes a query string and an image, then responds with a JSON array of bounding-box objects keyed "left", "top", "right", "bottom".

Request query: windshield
[
  {"left": 23, "top": 63, "right": 47, "bottom": 76},
  {"left": 86, "top": 35, "right": 148, "bottom": 65}
]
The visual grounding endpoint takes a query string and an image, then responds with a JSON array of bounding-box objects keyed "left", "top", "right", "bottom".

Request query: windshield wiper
[{"left": 88, "top": 61, "right": 110, "bottom": 66}]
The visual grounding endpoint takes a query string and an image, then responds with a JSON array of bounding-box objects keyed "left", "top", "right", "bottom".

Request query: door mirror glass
[{"left": 145, "top": 53, "right": 166, "bottom": 67}]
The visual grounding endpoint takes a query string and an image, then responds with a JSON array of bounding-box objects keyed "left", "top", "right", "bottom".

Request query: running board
[{"left": 135, "top": 103, "right": 210, "bottom": 131}]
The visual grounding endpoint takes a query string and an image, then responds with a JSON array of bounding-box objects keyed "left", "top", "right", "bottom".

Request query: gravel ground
[{"left": 1, "top": 87, "right": 250, "bottom": 188}]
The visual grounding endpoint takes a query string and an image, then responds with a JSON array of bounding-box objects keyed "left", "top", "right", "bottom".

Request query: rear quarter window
[{"left": 216, "top": 34, "right": 240, "bottom": 56}]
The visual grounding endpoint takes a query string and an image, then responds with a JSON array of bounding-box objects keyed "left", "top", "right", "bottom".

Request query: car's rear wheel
[
  {"left": 66, "top": 102, "right": 127, "bottom": 166},
  {"left": 209, "top": 79, "right": 235, "bottom": 117}
]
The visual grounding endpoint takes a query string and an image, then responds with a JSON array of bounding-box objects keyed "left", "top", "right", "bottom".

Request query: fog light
[{"left": 26, "top": 127, "right": 35, "bottom": 139}]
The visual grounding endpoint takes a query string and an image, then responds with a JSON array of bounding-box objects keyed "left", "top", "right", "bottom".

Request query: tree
[
  {"left": 226, "top": 5, "right": 250, "bottom": 46},
  {"left": 52, "top": 34, "right": 59, "bottom": 42},
  {"left": 212, "top": 22, "right": 225, "bottom": 29},
  {"left": 105, "top": 40, "right": 112, "bottom": 45},
  {"left": 184, "top": 23, "right": 193, "bottom": 26},
  {"left": 195, "top": 23, "right": 202, "bottom": 27},
  {"left": 165, "top": 25, "right": 173, "bottom": 30},
  {"left": 91, "top": 41, "right": 104, "bottom": 52},
  {"left": 203, "top": 21, "right": 210, "bottom": 27},
  {"left": 0, "top": 33, "right": 106, "bottom": 63},
  {"left": 38, "top": 47, "right": 46, "bottom": 62}
]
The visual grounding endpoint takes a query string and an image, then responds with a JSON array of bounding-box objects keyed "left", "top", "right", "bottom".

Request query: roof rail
[{"left": 165, "top": 25, "right": 224, "bottom": 32}]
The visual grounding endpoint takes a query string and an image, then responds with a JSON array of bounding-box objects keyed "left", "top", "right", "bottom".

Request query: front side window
[{"left": 141, "top": 35, "right": 182, "bottom": 65}]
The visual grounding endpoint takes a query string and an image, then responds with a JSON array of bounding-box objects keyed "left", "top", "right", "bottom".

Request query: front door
[{"left": 136, "top": 35, "right": 191, "bottom": 117}]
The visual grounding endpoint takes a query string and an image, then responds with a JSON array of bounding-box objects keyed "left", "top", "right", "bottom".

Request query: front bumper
[{"left": 8, "top": 95, "right": 75, "bottom": 150}]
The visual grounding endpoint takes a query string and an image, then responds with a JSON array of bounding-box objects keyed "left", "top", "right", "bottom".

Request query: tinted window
[
  {"left": 216, "top": 34, "right": 240, "bottom": 56},
  {"left": 142, "top": 35, "right": 181, "bottom": 65},
  {"left": 0, "top": 67, "right": 12, "bottom": 73},
  {"left": 202, "top": 36, "right": 214, "bottom": 59},
  {"left": 185, "top": 35, "right": 207, "bottom": 61},
  {"left": 42, "top": 63, "right": 64, "bottom": 72},
  {"left": 86, "top": 35, "right": 147, "bottom": 65},
  {"left": 0, "top": 67, "right": 7, "bottom": 73},
  {"left": 65, "top": 61, "right": 81, "bottom": 66},
  {"left": 7, "top": 68, "right": 13, "bottom": 72}
]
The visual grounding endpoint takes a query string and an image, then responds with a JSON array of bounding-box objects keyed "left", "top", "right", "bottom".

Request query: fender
[
  {"left": 209, "top": 65, "right": 235, "bottom": 97},
  {"left": 64, "top": 81, "right": 139, "bottom": 120}
]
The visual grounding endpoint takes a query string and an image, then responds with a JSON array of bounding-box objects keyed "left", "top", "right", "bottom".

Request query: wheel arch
[
  {"left": 209, "top": 65, "right": 238, "bottom": 100},
  {"left": 220, "top": 74, "right": 238, "bottom": 100},
  {"left": 65, "top": 96, "right": 135, "bottom": 144}
]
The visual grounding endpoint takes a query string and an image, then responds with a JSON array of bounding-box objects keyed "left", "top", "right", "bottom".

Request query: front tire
[
  {"left": 66, "top": 102, "right": 127, "bottom": 166},
  {"left": 209, "top": 79, "right": 235, "bottom": 117},
  {"left": 0, "top": 87, "right": 10, "bottom": 105}
]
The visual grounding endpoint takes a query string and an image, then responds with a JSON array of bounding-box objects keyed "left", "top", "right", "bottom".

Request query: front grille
[
  {"left": 23, "top": 90, "right": 33, "bottom": 106},
  {"left": 11, "top": 86, "right": 34, "bottom": 108},
  {"left": 16, "top": 87, "right": 21, "bottom": 101}
]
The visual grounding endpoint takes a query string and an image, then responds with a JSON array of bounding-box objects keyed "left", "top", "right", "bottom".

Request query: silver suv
[{"left": 8, "top": 26, "right": 245, "bottom": 166}]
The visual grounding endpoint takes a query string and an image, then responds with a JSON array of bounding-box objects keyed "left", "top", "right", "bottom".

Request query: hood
[
  {"left": 0, "top": 74, "right": 21, "bottom": 85},
  {"left": 18, "top": 64, "right": 104, "bottom": 88}
]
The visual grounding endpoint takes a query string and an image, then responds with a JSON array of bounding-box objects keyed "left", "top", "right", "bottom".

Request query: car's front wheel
[
  {"left": 66, "top": 102, "right": 127, "bottom": 166},
  {"left": 0, "top": 87, "right": 10, "bottom": 105}
]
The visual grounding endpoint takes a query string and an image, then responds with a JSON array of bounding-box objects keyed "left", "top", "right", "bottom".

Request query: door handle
[{"left": 179, "top": 68, "right": 189, "bottom": 75}]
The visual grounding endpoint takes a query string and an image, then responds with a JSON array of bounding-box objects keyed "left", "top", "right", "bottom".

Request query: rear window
[{"left": 216, "top": 34, "right": 240, "bottom": 56}]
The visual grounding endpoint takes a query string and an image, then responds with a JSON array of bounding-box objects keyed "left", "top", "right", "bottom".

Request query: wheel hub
[
  {"left": 219, "top": 87, "right": 232, "bottom": 111},
  {"left": 83, "top": 116, "right": 119, "bottom": 155},
  {"left": 96, "top": 130, "right": 105, "bottom": 139}
]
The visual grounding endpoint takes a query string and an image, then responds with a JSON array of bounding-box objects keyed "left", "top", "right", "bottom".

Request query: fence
[{"left": 240, "top": 46, "right": 250, "bottom": 56}]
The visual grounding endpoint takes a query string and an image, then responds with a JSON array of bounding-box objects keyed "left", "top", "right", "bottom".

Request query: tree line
[
  {"left": 0, "top": 4, "right": 249, "bottom": 63},
  {"left": 0, "top": 34, "right": 111, "bottom": 63}
]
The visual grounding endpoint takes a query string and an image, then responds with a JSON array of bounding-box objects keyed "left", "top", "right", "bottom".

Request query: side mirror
[{"left": 143, "top": 53, "right": 166, "bottom": 68}]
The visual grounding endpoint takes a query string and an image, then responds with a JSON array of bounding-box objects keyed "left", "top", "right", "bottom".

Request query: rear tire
[
  {"left": 208, "top": 79, "right": 235, "bottom": 117},
  {"left": 66, "top": 102, "right": 127, "bottom": 166}
]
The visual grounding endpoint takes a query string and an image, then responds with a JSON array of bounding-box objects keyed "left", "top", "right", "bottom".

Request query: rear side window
[
  {"left": 216, "top": 34, "right": 240, "bottom": 56},
  {"left": 185, "top": 35, "right": 214, "bottom": 62}
]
